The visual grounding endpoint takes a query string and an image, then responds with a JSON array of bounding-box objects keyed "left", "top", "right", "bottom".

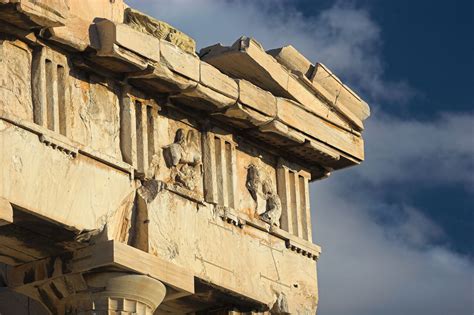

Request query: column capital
[{"left": 14, "top": 271, "right": 166, "bottom": 315}]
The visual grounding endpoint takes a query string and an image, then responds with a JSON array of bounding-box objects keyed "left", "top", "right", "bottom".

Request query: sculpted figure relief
[
  {"left": 164, "top": 128, "right": 202, "bottom": 191},
  {"left": 246, "top": 163, "right": 282, "bottom": 227},
  {"left": 245, "top": 164, "right": 261, "bottom": 201}
]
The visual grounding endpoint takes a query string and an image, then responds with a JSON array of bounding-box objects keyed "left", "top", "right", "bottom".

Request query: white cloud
[
  {"left": 312, "top": 176, "right": 473, "bottom": 315},
  {"left": 311, "top": 112, "right": 474, "bottom": 314},
  {"left": 360, "top": 112, "right": 474, "bottom": 189},
  {"left": 127, "top": 1, "right": 474, "bottom": 314}
]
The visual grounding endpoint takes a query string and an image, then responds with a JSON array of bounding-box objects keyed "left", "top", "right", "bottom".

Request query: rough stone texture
[
  {"left": 96, "top": 20, "right": 161, "bottom": 62},
  {"left": 200, "top": 61, "right": 239, "bottom": 100},
  {"left": 0, "top": 40, "right": 33, "bottom": 121},
  {"left": 200, "top": 37, "right": 367, "bottom": 134},
  {"left": 0, "top": 0, "right": 69, "bottom": 29},
  {"left": 67, "top": 72, "right": 123, "bottom": 160},
  {"left": 311, "top": 63, "right": 371, "bottom": 121},
  {"left": 125, "top": 7, "right": 196, "bottom": 54},
  {"left": 45, "top": 0, "right": 126, "bottom": 51},
  {"left": 0, "top": 1, "right": 370, "bottom": 314},
  {"left": 160, "top": 39, "right": 200, "bottom": 81},
  {"left": 0, "top": 118, "right": 134, "bottom": 232},
  {"left": 267, "top": 45, "right": 314, "bottom": 78}
]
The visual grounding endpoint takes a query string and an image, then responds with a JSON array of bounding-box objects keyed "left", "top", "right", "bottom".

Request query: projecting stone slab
[
  {"left": 172, "top": 84, "right": 236, "bottom": 112},
  {"left": 0, "top": 0, "right": 69, "bottom": 29},
  {"left": 295, "top": 72, "right": 364, "bottom": 131},
  {"left": 258, "top": 120, "right": 306, "bottom": 145},
  {"left": 124, "top": 7, "right": 196, "bottom": 54},
  {"left": 311, "top": 63, "right": 370, "bottom": 121},
  {"left": 238, "top": 79, "right": 276, "bottom": 117},
  {"left": 45, "top": 0, "right": 126, "bottom": 51},
  {"left": 201, "top": 37, "right": 292, "bottom": 98},
  {"left": 96, "top": 20, "right": 161, "bottom": 63},
  {"left": 200, "top": 37, "right": 363, "bottom": 133},
  {"left": 286, "top": 74, "right": 356, "bottom": 131},
  {"left": 214, "top": 103, "right": 273, "bottom": 129},
  {"left": 128, "top": 62, "right": 198, "bottom": 94},
  {"left": 161, "top": 40, "right": 200, "bottom": 82},
  {"left": 267, "top": 45, "right": 369, "bottom": 127},
  {"left": 267, "top": 45, "right": 314, "bottom": 77},
  {"left": 276, "top": 97, "right": 364, "bottom": 160},
  {"left": 200, "top": 61, "right": 238, "bottom": 100}
]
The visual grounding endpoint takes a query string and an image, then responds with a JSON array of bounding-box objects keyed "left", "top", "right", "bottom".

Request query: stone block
[
  {"left": 172, "top": 84, "right": 236, "bottom": 112},
  {"left": 200, "top": 37, "right": 364, "bottom": 133},
  {"left": 201, "top": 37, "right": 291, "bottom": 99},
  {"left": 267, "top": 45, "right": 314, "bottom": 77},
  {"left": 258, "top": 120, "right": 306, "bottom": 145},
  {"left": 69, "top": 0, "right": 125, "bottom": 25},
  {"left": 0, "top": 0, "right": 69, "bottom": 29},
  {"left": 0, "top": 40, "right": 33, "bottom": 122},
  {"left": 125, "top": 8, "right": 196, "bottom": 54},
  {"left": 286, "top": 74, "right": 354, "bottom": 131},
  {"left": 200, "top": 61, "right": 238, "bottom": 100},
  {"left": 222, "top": 103, "right": 273, "bottom": 127},
  {"left": 311, "top": 63, "right": 370, "bottom": 121},
  {"left": 238, "top": 79, "right": 277, "bottom": 117},
  {"left": 129, "top": 62, "right": 197, "bottom": 94},
  {"left": 160, "top": 40, "right": 200, "bottom": 82},
  {"left": 45, "top": 16, "right": 92, "bottom": 51},
  {"left": 0, "top": 119, "right": 134, "bottom": 231},
  {"left": 45, "top": 0, "right": 126, "bottom": 51},
  {"left": 96, "top": 20, "right": 161, "bottom": 63},
  {"left": 295, "top": 71, "right": 364, "bottom": 131},
  {"left": 276, "top": 97, "right": 364, "bottom": 160}
]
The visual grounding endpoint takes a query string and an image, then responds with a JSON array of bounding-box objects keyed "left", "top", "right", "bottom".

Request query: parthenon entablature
[{"left": 0, "top": 1, "right": 370, "bottom": 314}]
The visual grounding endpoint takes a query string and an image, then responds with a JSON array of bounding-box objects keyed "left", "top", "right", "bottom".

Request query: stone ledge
[
  {"left": 0, "top": 111, "right": 134, "bottom": 177},
  {"left": 271, "top": 227, "right": 322, "bottom": 261},
  {"left": 6, "top": 240, "right": 194, "bottom": 297},
  {"left": 0, "top": 0, "right": 69, "bottom": 29},
  {"left": 200, "top": 36, "right": 366, "bottom": 133},
  {"left": 96, "top": 20, "right": 161, "bottom": 63},
  {"left": 165, "top": 183, "right": 205, "bottom": 205},
  {"left": 39, "top": 133, "right": 78, "bottom": 158},
  {"left": 216, "top": 206, "right": 321, "bottom": 260}
]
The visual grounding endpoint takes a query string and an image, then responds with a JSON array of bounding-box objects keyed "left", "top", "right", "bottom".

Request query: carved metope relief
[
  {"left": 202, "top": 132, "right": 237, "bottom": 208},
  {"left": 32, "top": 46, "right": 69, "bottom": 136},
  {"left": 277, "top": 159, "right": 312, "bottom": 241},
  {"left": 163, "top": 128, "right": 202, "bottom": 191},
  {"left": 246, "top": 163, "right": 282, "bottom": 227},
  {"left": 120, "top": 89, "right": 161, "bottom": 177}
]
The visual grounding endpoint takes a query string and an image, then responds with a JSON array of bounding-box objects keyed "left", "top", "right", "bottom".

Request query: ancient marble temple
[{"left": 0, "top": 1, "right": 370, "bottom": 314}]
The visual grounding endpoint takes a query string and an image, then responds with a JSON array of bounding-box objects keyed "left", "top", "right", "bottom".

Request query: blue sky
[{"left": 129, "top": 1, "right": 473, "bottom": 314}]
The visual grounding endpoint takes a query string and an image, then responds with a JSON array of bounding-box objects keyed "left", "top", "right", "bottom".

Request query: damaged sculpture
[
  {"left": 164, "top": 128, "right": 202, "bottom": 191},
  {"left": 246, "top": 163, "right": 282, "bottom": 227}
]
